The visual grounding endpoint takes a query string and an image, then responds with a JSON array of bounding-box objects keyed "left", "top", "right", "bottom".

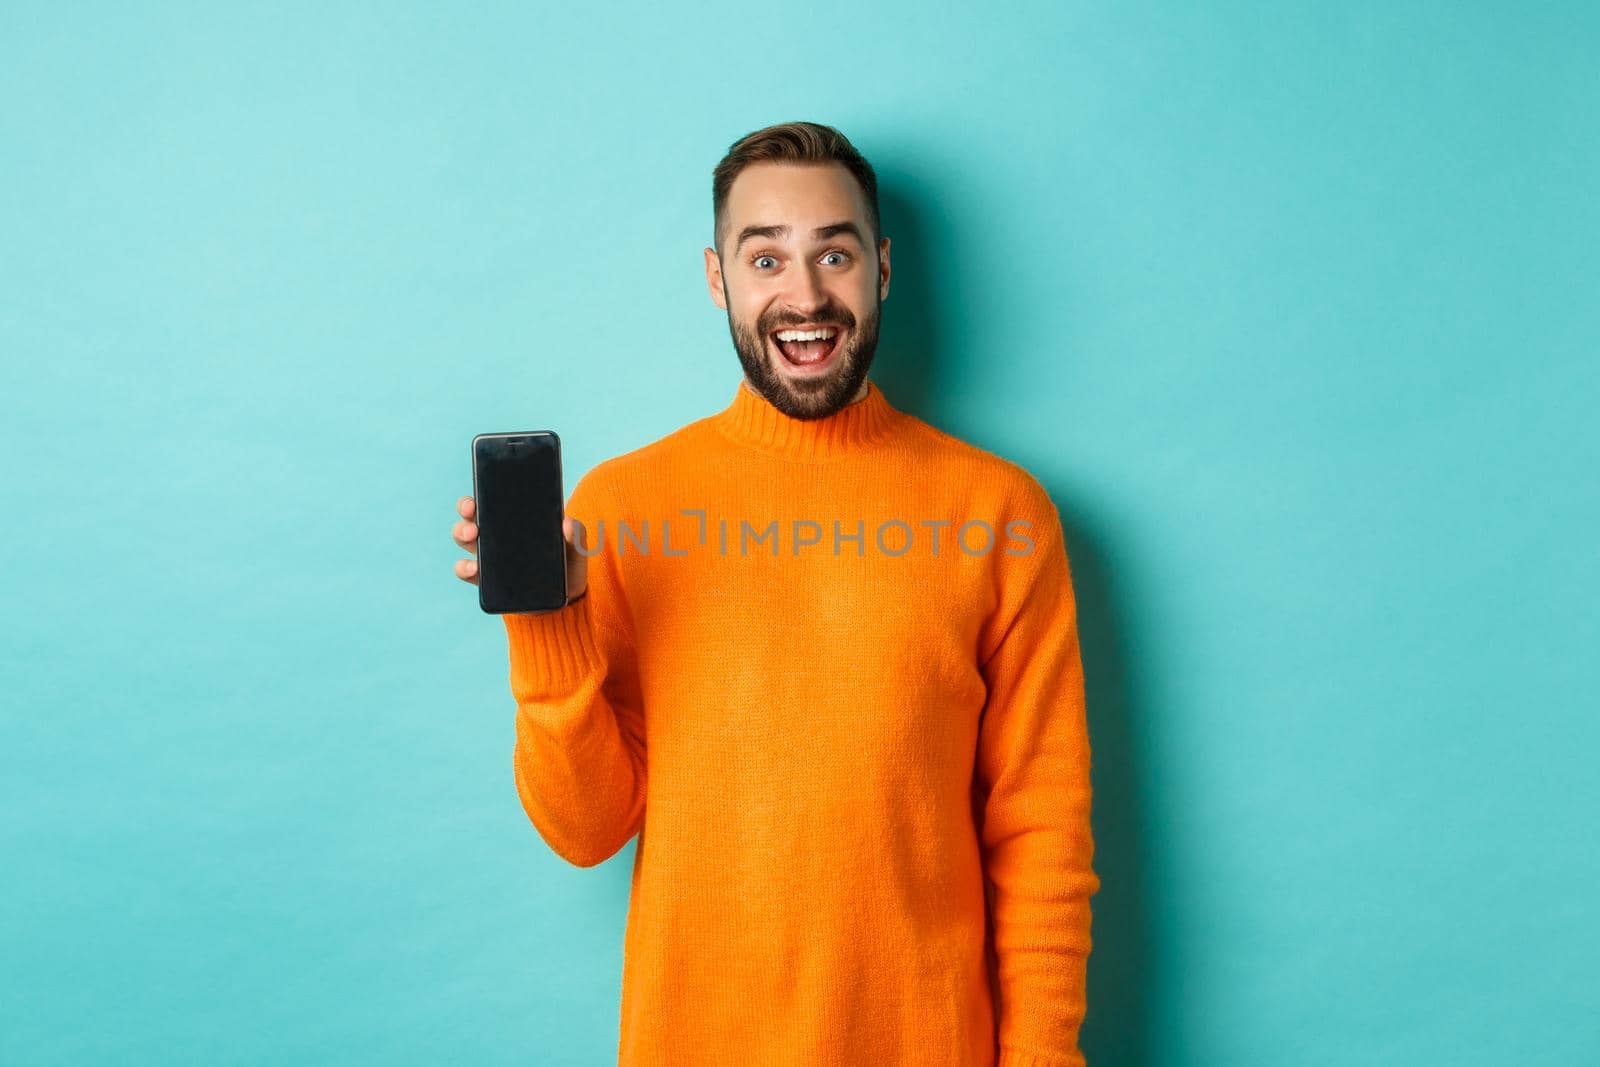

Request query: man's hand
[{"left": 452, "top": 495, "right": 590, "bottom": 605}]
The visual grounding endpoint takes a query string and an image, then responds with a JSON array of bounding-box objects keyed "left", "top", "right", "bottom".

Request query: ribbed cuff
[
  {"left": 502, "top": 594, "right": 604, "bottom": 693},
  {"left": 998, "top": 1046, "right": 1083, "bottom": 1067}
]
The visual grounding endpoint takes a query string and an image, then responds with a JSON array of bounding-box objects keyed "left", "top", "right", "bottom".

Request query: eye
[
  {"left": 752, "top": 255, "right": 777, "bottom": 270},
  {"left": 822, "top": 250, "right": 850, "bottom": 266}
]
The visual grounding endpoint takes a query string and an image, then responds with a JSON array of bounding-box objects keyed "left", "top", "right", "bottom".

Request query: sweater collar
[{"left": 712, "top": 377, "right": 897, "bottom": 460}]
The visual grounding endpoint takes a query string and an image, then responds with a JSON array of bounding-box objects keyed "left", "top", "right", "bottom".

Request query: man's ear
[
  {"left": 704, "top": 246, "right": 727, "bottom": 310},
  {"left": 879, "top": 237, "right": 891, "bottom": 301}
]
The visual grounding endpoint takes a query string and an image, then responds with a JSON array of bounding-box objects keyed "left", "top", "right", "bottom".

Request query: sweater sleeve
[
  {"left": 502, "top": 474, "right": 646, "bottom": 869},
  {"left": 975, "top": 481, "right": 1101, "bottom": 1067}
]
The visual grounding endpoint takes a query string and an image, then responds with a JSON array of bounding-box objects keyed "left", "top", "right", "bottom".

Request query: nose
[{"left": 786, "top": 260, "right": 827, "bottom": 311}]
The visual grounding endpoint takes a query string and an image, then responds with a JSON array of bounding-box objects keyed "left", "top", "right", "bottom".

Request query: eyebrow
[{"left": 734, "top": 221, "right": 865, "bottom": 255}]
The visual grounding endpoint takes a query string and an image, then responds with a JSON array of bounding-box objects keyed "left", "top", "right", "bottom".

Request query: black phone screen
[{"left": 471, "top": 431, "right": 567, "bottom": 614}]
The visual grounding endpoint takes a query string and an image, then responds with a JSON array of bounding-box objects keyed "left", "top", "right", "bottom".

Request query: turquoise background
[{"left": 3, "top": 3, "right": 1595, "bottom": 1064}]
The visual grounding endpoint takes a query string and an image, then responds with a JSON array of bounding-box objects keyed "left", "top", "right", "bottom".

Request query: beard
[{"left": 723, "top": 284, "right": 881, "bottom": 421}]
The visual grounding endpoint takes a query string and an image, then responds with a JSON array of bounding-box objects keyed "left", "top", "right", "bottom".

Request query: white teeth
[{"left": 774, "top": 328, "right": 838, "bottom": 342}]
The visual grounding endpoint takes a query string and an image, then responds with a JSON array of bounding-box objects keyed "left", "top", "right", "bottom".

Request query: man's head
[{"left": 705, "top": 122, "right": 890, "bottom": 420}]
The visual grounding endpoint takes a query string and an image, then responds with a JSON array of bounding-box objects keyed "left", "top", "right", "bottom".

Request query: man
[{"left": 451, "top": 121, "right": 1100, "bottom": 1067}]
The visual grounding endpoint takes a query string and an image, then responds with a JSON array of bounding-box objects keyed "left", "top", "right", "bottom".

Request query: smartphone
[{"left": 470, "top": 430, "right": 568, "bottom": 615}]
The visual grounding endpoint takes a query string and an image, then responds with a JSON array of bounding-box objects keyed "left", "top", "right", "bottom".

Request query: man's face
[{"left": 705, "top": 162, "right": 891, "bottom": 420}]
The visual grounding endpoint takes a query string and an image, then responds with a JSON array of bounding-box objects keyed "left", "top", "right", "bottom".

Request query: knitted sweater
[{"left": 502, "top": 377, "right": 1100, "bottom": 1067}]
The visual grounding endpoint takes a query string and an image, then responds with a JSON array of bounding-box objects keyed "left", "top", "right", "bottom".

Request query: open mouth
[{"left": 770, "top": 327, "right": 846, "bottom": 371}]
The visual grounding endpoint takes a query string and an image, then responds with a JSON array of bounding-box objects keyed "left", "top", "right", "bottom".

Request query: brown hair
[{"left": 711, "top": 121, "right": 881, "bottom": 260}]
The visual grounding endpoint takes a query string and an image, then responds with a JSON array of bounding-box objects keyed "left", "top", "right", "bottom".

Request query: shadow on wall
[
  {"left": 876, "top": 175, "right": 1160, "bottom": 1067},
  {"left": 1058, "top": 509, "right": 1156, "bottom": 1067},
  {"left": 871, "top": 181, "right": 947, "bottom": 418}
]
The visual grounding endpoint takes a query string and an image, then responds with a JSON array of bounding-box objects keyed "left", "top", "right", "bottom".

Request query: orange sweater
[{"left": 503, "top": 378, "right": 1100, "bottom": 1067}]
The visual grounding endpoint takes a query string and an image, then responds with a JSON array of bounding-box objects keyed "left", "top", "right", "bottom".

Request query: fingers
[
  {"left": 455, "top": 496, "right": 479, "bottom": 585},
  {"left": 453, "top": 518, "right": 478, "bottom": 556}
]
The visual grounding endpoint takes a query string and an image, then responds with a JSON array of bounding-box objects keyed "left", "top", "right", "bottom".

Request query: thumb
[{"left": 563, "top": 516, "right": 590, "bottom": 600}]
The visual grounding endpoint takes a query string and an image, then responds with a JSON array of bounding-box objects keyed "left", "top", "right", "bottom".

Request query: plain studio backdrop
[{"left": 2, "top": 3, "right": 1595, "bottom": 1065}]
